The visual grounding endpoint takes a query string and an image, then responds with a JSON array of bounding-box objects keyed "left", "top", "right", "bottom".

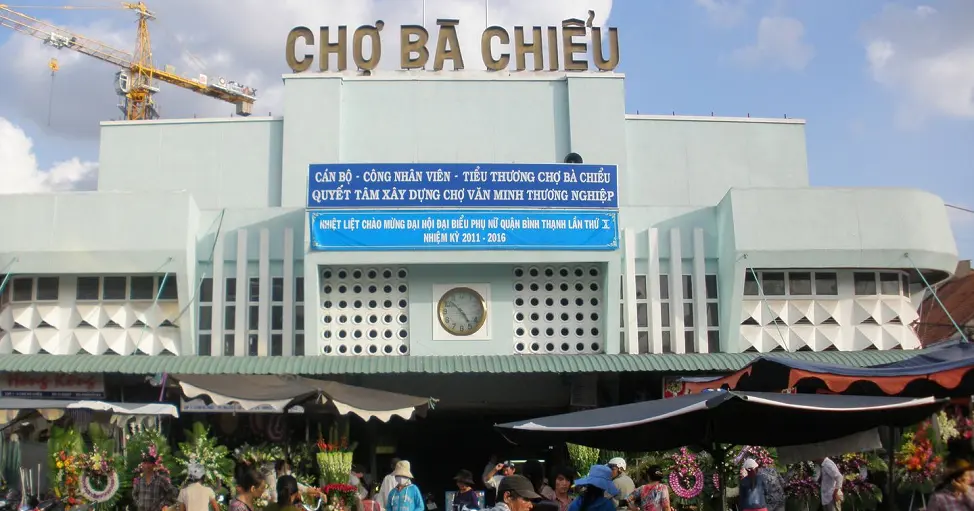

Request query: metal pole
[
  {"left": 485, "top": 0, "right": 489, "bottom": 27},
  {"left": 422, "top": 0, "right": 426, "bottom": 29}
]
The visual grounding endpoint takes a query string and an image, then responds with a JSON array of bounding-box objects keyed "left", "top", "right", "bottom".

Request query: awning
[
  {"left": 682, "top": 340, "right": 974, "bottom": 396},
  {"left": 0, "top": 398, "right": 179, "bottom": 425},
  {"left": 175, "top": 375, "right": 434, "bottom": 422},
  {"left": 496, "top": 390, "right": 946, "bottom": 450},
  {"left": 0, "top": 351, "right": 916, "bottom": 375}
]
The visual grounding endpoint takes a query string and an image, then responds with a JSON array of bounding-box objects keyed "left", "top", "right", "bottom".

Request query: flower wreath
[
  {"left": 669, "top": 447, "right": 705, "bottom": 500},
  {"left": 78, "top": 447, "right": 120, "bottom": 504}
]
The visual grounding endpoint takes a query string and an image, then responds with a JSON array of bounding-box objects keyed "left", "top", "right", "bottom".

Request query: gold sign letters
[{"left": 286, "top": 19, "right": 620, "bottom": 73}]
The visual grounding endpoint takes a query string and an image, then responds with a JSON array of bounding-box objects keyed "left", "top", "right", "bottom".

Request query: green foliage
[
  {"left": 125, "top": 426, "right": 176, "bottom": 478},
  {"left": 49, "top": 426, "right": 84, "bottom": 457},
  {"left": 176, "top": 422, "right": 234, "bottom": 488},
  {"left": 567, "top": 444, "right": 600, "bottom": 476}
]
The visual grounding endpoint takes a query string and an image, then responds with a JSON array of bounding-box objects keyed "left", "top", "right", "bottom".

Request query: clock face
[{"left": 437, "top": 287, "right": 487, "bottom": 336}]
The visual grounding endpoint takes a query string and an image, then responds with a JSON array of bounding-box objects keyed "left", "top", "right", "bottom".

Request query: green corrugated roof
[{"left": 0, "top": 350, "right": 917, "bottom": 375}]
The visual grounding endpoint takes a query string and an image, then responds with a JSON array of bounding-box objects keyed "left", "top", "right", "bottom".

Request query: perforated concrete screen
[
  {"left": 512, "top": 265, "right": 606, "bottom": 354},
  {"left": 319, "top": 266, "right": 410, "bottom": 356}
]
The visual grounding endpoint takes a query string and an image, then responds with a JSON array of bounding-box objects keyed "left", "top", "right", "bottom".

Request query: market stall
[{"left": 497, "top": 390, "right": 947, "bottom": 511}]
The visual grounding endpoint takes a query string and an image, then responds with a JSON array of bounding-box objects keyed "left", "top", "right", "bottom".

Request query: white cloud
[
  {"left": 695, "top": 0, "right": 750, "bottom": 28},
  {"left": 0, "top": 0, "right": 613, "bottom": 139},
  {"left": 0, "top": 117, "right": 97, "bottom": 193},
  {"left": 732, "top": 16, "right": 813, "bottom": 71},
  {"left": 862, "top": 2, "right": 974, "bottom": 123}
]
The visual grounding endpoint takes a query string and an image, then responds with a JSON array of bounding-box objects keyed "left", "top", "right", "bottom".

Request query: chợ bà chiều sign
[{"left": 286, "top": 17, "right": 619, "bottom": 73}]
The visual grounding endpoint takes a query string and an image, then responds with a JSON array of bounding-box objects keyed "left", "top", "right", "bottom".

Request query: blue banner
[
  {"left": 307, "top": 163, "right": 618, "bottom": 209},
  {"left": 309, "top": 210, "right": 619, "bottom": 251}
]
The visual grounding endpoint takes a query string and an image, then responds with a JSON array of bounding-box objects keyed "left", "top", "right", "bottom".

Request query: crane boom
[{"left": 0, "top": 3, "right": 256, "bottom": 119}]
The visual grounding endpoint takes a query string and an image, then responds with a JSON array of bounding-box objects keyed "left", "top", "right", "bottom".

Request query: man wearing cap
[
  {"left": 486, "top": 475, "right": 542, "bottom": 511},
  {"left": 607, "top": 458, "right": 635, "bottom": 508},
  {"left": 484, "top": 461, "right": 517, "bottom": 497}
]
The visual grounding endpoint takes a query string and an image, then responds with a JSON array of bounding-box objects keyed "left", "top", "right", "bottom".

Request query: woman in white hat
[{"left": 387, "top": 461, "right": 424, "bottom": 511}]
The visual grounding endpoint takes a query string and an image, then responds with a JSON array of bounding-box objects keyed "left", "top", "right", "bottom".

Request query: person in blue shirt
[
  {"left": 568, "top": 466, "right": 619, "bottom": 511},
  {"left": 738, "top": 459, "right": 768, "bottom": 511},
  {"left": 387, "top": 461, "right": 424, "bottom": 511}
]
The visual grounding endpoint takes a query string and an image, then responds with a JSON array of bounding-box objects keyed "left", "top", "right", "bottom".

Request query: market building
[{"left": 0, "top": 35, "right": 961, "bottom": 486}]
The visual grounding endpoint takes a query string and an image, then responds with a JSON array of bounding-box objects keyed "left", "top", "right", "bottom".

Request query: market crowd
[{"left": 133, "top": 448, "right": 974, "bottom": 511}]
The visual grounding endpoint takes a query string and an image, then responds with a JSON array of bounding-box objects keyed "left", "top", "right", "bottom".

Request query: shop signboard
[
  {"left": 307, "top": 163, "right": 618, "bottom": 209},
  {"left": 307, "top": 163, "right": 619, "bottom": 251},
  {"left": 310, "top": 209, "right": 618, "bottom": 251},
  {"left": 179, "top": 398, "right": 305, "bottom": 414},
  {"left": 0, "top": 373, "right": 105, "bottom": 399}
]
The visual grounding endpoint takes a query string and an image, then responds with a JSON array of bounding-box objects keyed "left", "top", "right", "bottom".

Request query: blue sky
[{"left": 0, "top": 0, "right": 971, "bottom": 257}]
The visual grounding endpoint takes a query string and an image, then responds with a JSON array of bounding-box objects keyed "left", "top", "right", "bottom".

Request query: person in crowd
[
  {"left": 486, "top": 475, "right": 542, "bottom": 511},
  {"left": 351, "top": 465, "right": 369, "bottom": 500},
  {"left": 738, "top": 459, "right": 767, "bottom": 511},
  {"left": 176, "top": 463, "right": 219, "bottom": 511},
  {"left": 453, "top": 470, "right": 482, "bottom": 511},
  {"left": 362, "top": 485, "right": 384, "bottom": 511},
  {"left": 231, "top": 464, "right": 267, "bottom": 511},
  {"left": 625, "top": 465, "right": 670, "bottom": 511},
  {"left": 264, "top": 475, "right": 302, "bottom": 511},
  {"left": 274, "top": 460, "right": 314, "bottom": 497},
  {"left": 756, "top": 460, "right": 785, "bottom": 511},
  {"left": 485, "top": 461, "right": 517, "bottom": 497},
  {"left": 522, "top": 461, "right": 556, "bottom": 500},
  {"left": 926, "top": 458, "right": 974, "bottom": 511},
  {"left": 607, "top": 459, "right": 635, "bottom": 508},
  {"left": 550, "top": 466, "right": 576, "bottom": 511},
  {"left": 813, "top": 457, "right": 843, "bottom": 511},
  {"left": 379, "top": 458, "right": 402, "bottom": 508},
  {"left": 568, "top": 466, "right": 618, "bottom": 511},
  {"left": 387, "top": 461, "right": 423, "bottom": 511},
  {"left": 133, "top": 453, "right": 179, "bottom": 511}
]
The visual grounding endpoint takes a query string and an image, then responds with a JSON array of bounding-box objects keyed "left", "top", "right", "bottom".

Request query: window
[
  {"left": 901, "top": 274, "right": 910, "bottom": 296},
  {"left": 761, "top": 272, "right": 786, "bottom": 295},
  {"left": 271, "top": 277, "right": 284, "bottom": 356},
  {"left": 295, "top": 276, "right": 305, "bottom": 356},
  {"left": 77, "top": 277, "right": 100, "bottom": 301},
  {"left": 619, "top": 274, "right": 652, "bottom": 353},
  {"left": 103, "top": 277, "right": 127, "bottom": 300},
  {"left": 705, "top": 275, "right": 720, "bottom": 352},
  {"left": 879, "top": 273, "right": 900, "bottom": 295},
  {"left": 35, "top": 277, "right": 59, "bottom": 301},
  {"left": 743, "top": 272, "right": 759, "bottom": 296},
  {"left": 814, "top": 273, "right": 838, "bottom": 295},
  {"left": 158, "top": 277, "right": 178, "bottom": 300},
  {"left": 224, "top": 277, "right": 237, "bottom": 356},
  {"left": 197, "top": 277, "right": 214, "bottom": 356},
  {"left": 788, "top": 272, "right": 812, "bottom": 295},
  {"left": 130, "top": 276, "right": 155, "bottom": 300},
  {"left": 682, "top": 275, "right": 695, "bottom": 353},
  {"left": 660, "top": 274, "right": 672, "bottom": 353},
  {"left": 705, "top": 275, "right": 718, "bottom": 300},
  {"left": 7, "top": 277, "right": 61, "bottom": 302},
  {"left": 854, "top": 273, "right": 877, "bottom": 295},
  {"left": 12, "top": 278, "right": 32, "bottom": 302}
]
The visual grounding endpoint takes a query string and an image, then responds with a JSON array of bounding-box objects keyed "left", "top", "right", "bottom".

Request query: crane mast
[{"left": 0, "top": 2, "right": 256, "bottom": 120}]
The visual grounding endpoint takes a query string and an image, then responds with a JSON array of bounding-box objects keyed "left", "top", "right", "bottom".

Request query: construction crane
[{"left": 0, "top": 2, "right": 256, "bottom": 120}]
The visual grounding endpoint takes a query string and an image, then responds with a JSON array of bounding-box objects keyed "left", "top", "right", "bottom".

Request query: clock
[{"left": 436, "top": 287, "right": 488, "bottom": 336}]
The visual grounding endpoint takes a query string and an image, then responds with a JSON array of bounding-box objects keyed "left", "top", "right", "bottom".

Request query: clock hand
[{"left": 449, "top": 302, "right": 471, "bottom": 323}]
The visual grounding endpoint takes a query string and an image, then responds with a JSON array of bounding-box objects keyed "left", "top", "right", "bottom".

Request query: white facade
[{"left": 0, "top": 72, "right": 960, "bottom": 360}]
